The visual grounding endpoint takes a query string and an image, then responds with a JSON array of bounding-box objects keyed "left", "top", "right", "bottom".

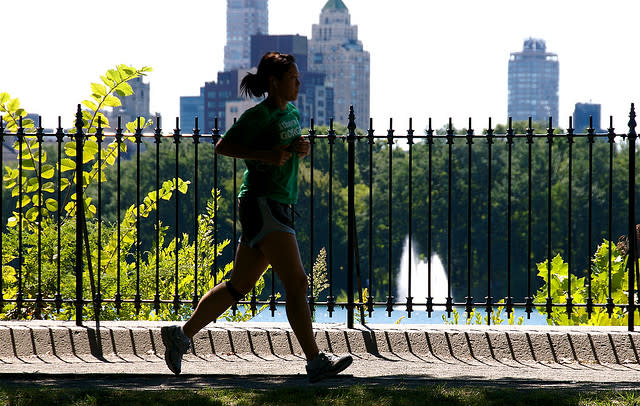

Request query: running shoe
[
  {"left": 161, "top": 325, "right": 191, "bottom": 375},
  {"left": 306, "top": 352, "right": 353, "bottom": 383}
]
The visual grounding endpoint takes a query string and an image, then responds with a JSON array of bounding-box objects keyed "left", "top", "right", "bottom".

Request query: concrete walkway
[{"left": 1, "top": 321, "right": 640, "bottom": 390}]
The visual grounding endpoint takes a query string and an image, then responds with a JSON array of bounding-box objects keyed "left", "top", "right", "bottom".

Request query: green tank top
[{"left": 222, "top": 100, "right": 302, "bottom": 204}]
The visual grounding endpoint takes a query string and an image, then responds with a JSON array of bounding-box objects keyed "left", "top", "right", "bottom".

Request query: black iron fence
[{"left": 0, "top": 104, "right": 638, "bottom": 330}]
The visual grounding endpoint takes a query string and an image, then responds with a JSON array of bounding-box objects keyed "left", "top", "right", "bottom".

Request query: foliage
[
  {"left": 441, "top": 303, "right": 524, "bottom": 326},
  {"left": 309, "top": 247, "right": 329, "bottom": 300},
  {"left": 0, "top": 65, "right": 266, "bottom": 322},
  {"left": 533, "top": 239, "right": 638, "bottom": 326}
]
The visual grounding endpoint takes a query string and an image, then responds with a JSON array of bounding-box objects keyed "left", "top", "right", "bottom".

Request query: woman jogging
[{"left": 161, "top": 51, "right": 352, "bottom": 383}]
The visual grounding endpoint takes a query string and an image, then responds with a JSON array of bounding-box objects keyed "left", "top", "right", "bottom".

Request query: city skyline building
[
  {"left": 308, "top": 0, "right": 370, "bottom": 130},
  {"left": 105, "top": 76, "right": 157, "bottom": 132},
  {"left": 224, "top": 0, "right": 268, "bottom": 71},
  {"left": 180, "top": 87, "right": 204, "bottom": 131},
  {"left": 508, "top": 38, "right": 559, "bottom": 122},
  {"left": 573, "top": 102, "right": 604, "bottom": 133},
  {"left": 202, "top": 69, "right": 253, "bottom": 133}
]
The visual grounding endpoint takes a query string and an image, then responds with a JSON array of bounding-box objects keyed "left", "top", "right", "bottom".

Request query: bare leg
[
  {"left": 182, "top": 243, "right": 269, "bottom": 339},
  {"left": 258, "top": 231, "right": 319, "bottom": 361}
]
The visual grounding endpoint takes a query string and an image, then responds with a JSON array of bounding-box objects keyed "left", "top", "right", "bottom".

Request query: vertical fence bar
[
  {"left": 346, "top": 107, "right": 356, "bottom": 328},
  {"left": 506, "top": 118, "right": 514, "bottom": 316},
  {"left": 134, "top": 118, "right": 142, "bottom": 314},
  {"left": 96, "top": 118, "right": 104, "bottom": 320},
  {"left": 115, "top": 117, "right": 123, "bottom": 313},
  {"left": 445, "top": 119, "right": 454, "bottom": 316},
  {"left": 426, "top": 118, "right": 434, "bottom": 316},
  {"left": 172, "top": 118, "right": 181, "bottom": 312},
  {"left": 545, "top": 117, "right": 554, "bottom": 318},
  {"left": 367, "top": 118, "right": 375, "bottom": 316},
  {"left": 566, "top": 118, "right": 574, "bottom": 317},
  {"left": 586, "top": 117, "right": 595, "bottom": 317},
  {"left": 16, "top": 117, "right": 23, "bottom": 314},
  {"left": 386, "top": 118, "right": 394, "bottom": 316},
  {"left": 36, "top": 118, "right": 44, "bottom": 316},
  {"left": 485, "top": 118, "right": 494, "bottom": 320},
  {"left": 55, "top": 117, "right": 63, "bottom": 312},
  {"left": 607, "top": 117, "right": 615, "bottom": 316},
  {"left": 628, "top": 103, "right": 637, "bottom": 331},
  {"left": 525, "top": 118, "right": 534, "bottom": 317},
  {"left": 327, "top": 119, "right": 336, "bottom": 315},
  {"left": 74, "top": 105, "right": 84, "bottom": 325},
  {"left": 154, "top": 117, "right": 162, "bottom": 314},
  {"left": 193, "top": 117, "right": 201, "bottom": 311},
  {"left": 465, "top": 119, "right": 473, "bottom": 317},
  {"left": 406, "top": 118, "right": 414, "bottom": 317}
]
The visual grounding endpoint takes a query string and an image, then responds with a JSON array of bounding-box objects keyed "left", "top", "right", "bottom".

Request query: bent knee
[{"left": 226, "top": 280, "right": 254, "bottom": 300}]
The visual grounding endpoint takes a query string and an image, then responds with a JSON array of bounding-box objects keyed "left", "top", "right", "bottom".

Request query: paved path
[{"left": 1, "top": 321, "right": 640, "bottom": 391}]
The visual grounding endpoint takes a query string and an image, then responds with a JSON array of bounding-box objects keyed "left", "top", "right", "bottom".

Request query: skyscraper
[
  {"left": 106, "top": 76, "right": 158, "bottom": 132},
  {"left": 224, "top": 0, "right": 268, "bottom": 71},
  {"left": 573, "top": 102, "right": 603, "bottom": 133},
  {"left": 508, "top": 38, "right": 559, "bottom": 122},
  {"left": 308, "top": 0, "right": 370, "bottom": 129}
]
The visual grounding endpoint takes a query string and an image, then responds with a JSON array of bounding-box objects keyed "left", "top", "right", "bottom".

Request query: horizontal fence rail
[{"left": 0, "top": 104, "right": 638, "bottom": 330}]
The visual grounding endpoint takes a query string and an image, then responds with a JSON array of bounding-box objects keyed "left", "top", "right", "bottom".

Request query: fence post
[
  {"left": 346, "top": 106, "right": 357, "bottom": 328},
  {"left": 74, "top": 105, "right": 84, "bottom": 326},
  {"left": 629, "top": 103, "right": 637, "bottom": 332}
]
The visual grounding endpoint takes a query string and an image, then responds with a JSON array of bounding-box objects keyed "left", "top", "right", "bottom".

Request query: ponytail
[
  {"left": 240, "top": 72, "right": 268, "bottom": 98},
  {"left": 240, "top": 51, "right": 296, "bottom": 98}
]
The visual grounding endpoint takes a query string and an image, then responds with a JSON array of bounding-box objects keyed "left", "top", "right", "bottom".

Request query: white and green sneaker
[
  {"left": 306, "top": 352, "right": 353, "bottom": 383},
  {"left": 161, "top": 325, "right": 191, "bottom": 375}
]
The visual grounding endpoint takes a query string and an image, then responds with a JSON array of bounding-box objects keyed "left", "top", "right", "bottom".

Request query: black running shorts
[{"left": 238, "top": 195, "right": 296, "bottom": 248}]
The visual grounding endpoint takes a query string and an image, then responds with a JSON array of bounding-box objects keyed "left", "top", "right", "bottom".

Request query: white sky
[{"left": 2, "top": 0, "right": 639, "bottom": 132}]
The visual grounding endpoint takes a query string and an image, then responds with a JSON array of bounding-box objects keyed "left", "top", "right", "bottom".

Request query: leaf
[
  {"left": 102, "top": 94, "right": 121, "bottom": 108},
  {"left": 25, "top": 207, "right": 39, "bottom": 221},
  {"left": 177, "top": 179, "right": 189, "bottom": 194},
  {"left": 114, "top": 82, "right": 133, "bottom": 97},
  {"left": 106, "top": 68, "right": 122, "bottom": 83},
  {"left": 125, "top": 122, "right": 137, "bottom": 133},
  {"left": 90, "top": 83, "right": 107, "bottom": 98},
  {"left": 82, "top": 100, "right": 98, "bottom": 112},
  {"left": 60, "top": 158, "right": 76, "bottom": 172},
  {"left": 64, "top": 201, "right": 75, "bottom": 215},
  {"left": 82, "top": 149, "right": 96, "bottom": 164},
  {"left": 42, "top": 181, "right": 55, "bottom": 193},
  {"left": 0, "top": 92, "right": 10, "bottom": 105},
  {"left": 64, "top": 141, "right": 77, "bottom": 157},
  {"left": 41, "top": 164, "right": 55, "bottom": 179},
  {"left": 100, "top": 75, "right": 113, "bottom": 87},
  {"left": 7, "top": 97, "right": 20, "bottom": 112},
  {"left": 20, "top": 194, "right": 31, "bottom": 208}
]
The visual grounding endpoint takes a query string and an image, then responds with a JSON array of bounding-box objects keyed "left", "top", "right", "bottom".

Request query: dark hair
[{"left": 240, "top": 52, "right": 296, "bottom": 98}]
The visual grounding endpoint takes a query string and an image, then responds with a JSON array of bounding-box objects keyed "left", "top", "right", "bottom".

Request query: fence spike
[{"left": 629, "top": 103, "right": 637, "bottom": 136}]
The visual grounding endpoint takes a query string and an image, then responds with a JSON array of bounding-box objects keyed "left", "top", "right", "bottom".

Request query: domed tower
[
  {"left": 508, "top": 38, "right": 559, "bottom": 122},
  {"left": 309, "top": 0, "right": 370, "bottom": 130}
]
